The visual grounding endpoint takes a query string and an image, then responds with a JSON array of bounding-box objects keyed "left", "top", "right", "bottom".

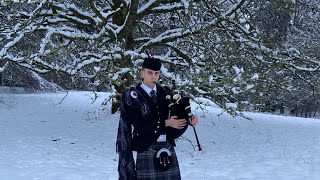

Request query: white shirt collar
[{"left": 140, "top": 82, "right": 157, "bottom": 96}]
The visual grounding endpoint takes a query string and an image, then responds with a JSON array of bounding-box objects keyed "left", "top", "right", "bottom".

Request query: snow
[
  {"left": 57, "top": 11, "right": 90, "bottom": 25},
  {"left": 231, "top": 87, "right": 240, "bottom": 94},
  {"left": 110, "top": 68, "right": 130, "bottom": 81},
  {"left": 194, "top": 87, "right": 207, "bottom": 94},
  {"left": 181, "top": 0, "right": 190, "bottom": 13},
  {"left": 39, "top": 31, "right": 53, "bottom": 54},
  {"left": 31, "top": 72, "right": 63, "bottom": 92},
  {"left": 152, "top": 4, "right": 183, "bottom": 11},
  {"left": 224, "top": 0, "right": 245, "bottom": 17},
  {"left": 246, "top": 84, "right": 255, "bottom": 90},
  {"left": 137, "top": 0, "right": 157, "bottom": 14},
  {"left": 251, "top": 73, "right": 259, "bottom": 80},
  {"left": 193, "top": 97, "right": 219, "bottom": 109},
  {"left": 137, "top": 28, "right": 192, "bottom": 52},
  {"left": 0, "top": 32, "right": 25, "bottom": 56},
  {"left": 1, "top": 91, "right": 320, "bottom": 179},
  {"left": 287, "top": 47, "right": 301, "bottom": 55},
  {"left": 0, "top": 62, "right": 8, "bottom": 73}
]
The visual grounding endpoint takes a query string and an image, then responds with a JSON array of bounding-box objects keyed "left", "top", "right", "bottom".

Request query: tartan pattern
[{"left": 136, "top": 141, "right": 181, "bottom": 180}]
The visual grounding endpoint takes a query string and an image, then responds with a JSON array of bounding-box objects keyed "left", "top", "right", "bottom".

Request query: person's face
[{"left": 140, "top": 68, "right": 160, "bottom": 88}]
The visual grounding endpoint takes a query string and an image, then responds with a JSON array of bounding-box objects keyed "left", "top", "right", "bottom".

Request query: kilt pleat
[{"left": 136, "top": 141, "right": 181, "bottom": 180}]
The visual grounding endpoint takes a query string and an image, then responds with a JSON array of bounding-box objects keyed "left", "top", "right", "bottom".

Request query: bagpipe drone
[{"left": 163, "top": 80, "right": 202, "bottom": 151}]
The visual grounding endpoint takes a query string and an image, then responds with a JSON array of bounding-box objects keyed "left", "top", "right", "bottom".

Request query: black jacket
[{"left": 121, "top": 83, "right": 175, "bottom": 152}]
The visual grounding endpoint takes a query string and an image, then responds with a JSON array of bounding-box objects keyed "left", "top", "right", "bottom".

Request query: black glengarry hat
[{"left": 142, "top": 57, "right": 161, "bottom": 71}]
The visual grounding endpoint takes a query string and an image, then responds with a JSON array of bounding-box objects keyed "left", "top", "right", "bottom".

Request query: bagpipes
[{"left": 163, "top": 80, "right": 202, "bottom": 151}]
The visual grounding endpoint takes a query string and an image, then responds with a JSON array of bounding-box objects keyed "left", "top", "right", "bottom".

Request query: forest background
[{"left": 1, "top": 0, "right": 319, "bottom": 117}]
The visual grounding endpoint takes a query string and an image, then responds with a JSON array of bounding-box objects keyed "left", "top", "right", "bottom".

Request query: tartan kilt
[{"left": 136, "top": 140, "right": 181, "bottom": 180}]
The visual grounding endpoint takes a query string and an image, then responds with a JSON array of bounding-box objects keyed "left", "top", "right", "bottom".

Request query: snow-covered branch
[{"left": 0, "top": 62, "right": 9, "bottom": 73}]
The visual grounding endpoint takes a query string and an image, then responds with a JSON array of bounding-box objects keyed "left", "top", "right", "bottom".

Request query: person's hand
[
  {"left": 165, "top": 116, "right": 186, "bottom": 129},
  {"left": 190, "top": 115, "right": 198, "bottom": 127}
]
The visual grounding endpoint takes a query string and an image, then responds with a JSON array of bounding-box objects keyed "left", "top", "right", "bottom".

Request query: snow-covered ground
[{"left": 1, "top": 91, "right": 320, "bottom": 180}]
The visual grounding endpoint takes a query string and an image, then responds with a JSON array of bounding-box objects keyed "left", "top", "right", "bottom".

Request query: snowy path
[{"left": 1, "top": 92, "right": 320, "bottom": 180}]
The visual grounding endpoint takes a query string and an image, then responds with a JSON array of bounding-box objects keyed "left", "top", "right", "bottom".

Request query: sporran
[{"left": 154, "top": 147, "right": 172, "bottom": 171}]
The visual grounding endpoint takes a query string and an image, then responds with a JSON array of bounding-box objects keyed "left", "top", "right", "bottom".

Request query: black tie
[{"left": 150, "top": 90, "right": 157, "bottom": 103}]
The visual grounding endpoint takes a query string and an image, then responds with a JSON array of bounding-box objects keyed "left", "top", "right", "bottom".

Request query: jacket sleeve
[{"left": 116, "top": 93, "right": 137, "bottom": 180}]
